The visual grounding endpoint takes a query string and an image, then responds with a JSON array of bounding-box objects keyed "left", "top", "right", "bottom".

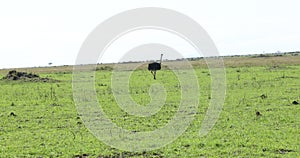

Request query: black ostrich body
[
  {"left": 148, "top": 54, "right": 163, "bottom": 80},
  {"left": 148, "top": 62, "right": 161, "bottom": 71}
]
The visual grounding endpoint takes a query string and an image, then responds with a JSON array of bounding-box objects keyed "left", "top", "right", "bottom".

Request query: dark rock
[
  {"left": 260, "top": 94, "right": 267, "bottom": 99},
  {"left": 256, "top": 111, "right": 262, "bottom": 116},
  {"left": 9, "top": 112, "right": 17, "bottom": 117},
  {"left": 292, "top": 101, "right": 299, "bottom": 105}
]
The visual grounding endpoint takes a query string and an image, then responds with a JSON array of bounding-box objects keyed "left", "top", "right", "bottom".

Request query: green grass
[{"left": 0, "top": 59, "right": 299, "bottom": 157}]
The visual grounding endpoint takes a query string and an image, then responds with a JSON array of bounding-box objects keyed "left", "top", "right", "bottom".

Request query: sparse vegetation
[{"left": 0, "top": 54, "right": 299, "bottom": 157}]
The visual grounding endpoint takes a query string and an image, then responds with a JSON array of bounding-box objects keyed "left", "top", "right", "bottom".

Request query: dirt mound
[{"left": 2, "top": 70, "right": 57, "bottom": 82}]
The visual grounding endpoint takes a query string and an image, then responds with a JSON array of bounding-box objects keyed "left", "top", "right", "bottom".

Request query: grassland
[{"left": 0, "top": 55, "right": 299, "bottom": 157}]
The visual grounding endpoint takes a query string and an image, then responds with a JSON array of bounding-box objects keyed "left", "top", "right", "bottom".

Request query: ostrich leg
[{"left": 153, "top": 71, "right": 156, "bottom": 80}]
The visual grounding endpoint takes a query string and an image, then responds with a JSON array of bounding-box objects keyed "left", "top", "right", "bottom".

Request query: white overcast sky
[{"left": 0, "top": 0, "right": 299, "bottom": 68}]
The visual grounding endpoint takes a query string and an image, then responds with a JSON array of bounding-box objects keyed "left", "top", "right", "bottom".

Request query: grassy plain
[{"left": 0, "top": 55, "right": 299, "bottom": 157}]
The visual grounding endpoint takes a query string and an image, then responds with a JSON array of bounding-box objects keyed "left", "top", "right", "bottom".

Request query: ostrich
[{"left": 148, "top": 54, "right": 163, "bottom": 80}]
